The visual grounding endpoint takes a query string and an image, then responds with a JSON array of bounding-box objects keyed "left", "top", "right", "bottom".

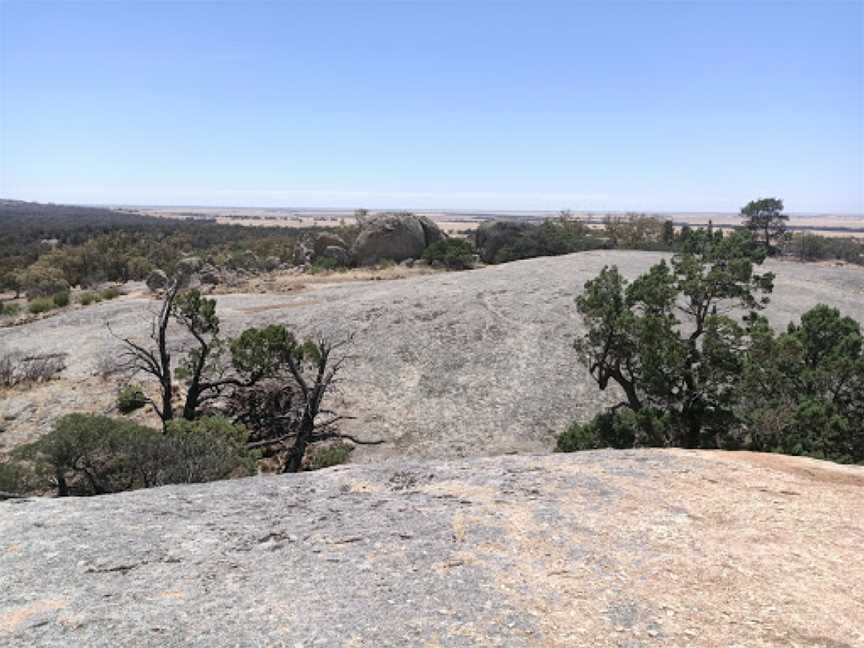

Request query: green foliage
[
  {"left": 602, "top": 214, "right": 671, "bottom": 250},
  {"left": 14, "top": 413, "right": 255, "bottom": 496},
  {"left": 557, "top": 410, "right": 672, "bottom": 452},
  {"left": 484, "top": 218, "right": 605, "bottom": 264},
  {"left": 17, "top": 264, "right": 69, "bottom": 298},
  {"left": 0, "top": 302, "right": 20, "bottom": 317},
  {"left": 28, "top": 297, "right": 57, "bottom": 314},
  {"left": 309, "top": 256, "right": 341, "bottom": 273},
  {"left": 740, "top": 306, "right": 864, "bottom": 463},
  {"left": 556, "top": 420, "right": 605, "bottom": 452},
  {"left": 78, "top": 291, "right": 99, "bottom": 306},
  {"left": 784, "top": 232, "right": 864, "bottom": 265},
  {"left": 574, "top": 232, "right": 774, "bottom": 449},
  {"left": 422, "top": 238, "right": 476, "bottom": 270},
  {"left": 305, "top": 442, "right": 354, "bottom": 470},
  {"left": 100, "top": 286, "right": 121, "bottom": 300},
  {"left": 570, "top": 253, "right": 864, "bottom": 463},
  {"left": 162, "top": 416, "right": 257, "bottom": 482},
  {"left": 117, "top": 384, "right": 147, "bottom": 414},
  {"left": 0, "top": 460, "right": 36, "bottom": 495},
  {"left": 0, "top": 199, "right": 350, "bottom": 292},
  {"left": 52, "top": 290, "right": 70, "bottom": 307},
  {"left": 741, "top": 197, "right": 788, "bottom": 252},
  {"left": 230, "top": 324, "right": 299, "bottom": 378}
]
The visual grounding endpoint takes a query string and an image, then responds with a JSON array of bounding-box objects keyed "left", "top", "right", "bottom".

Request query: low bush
[
  {"left": 100, "top": 286, "right": 121, "bottom": 300},
  {"left": 28, "top": 297, "right": 56, "bottom": 314},
  {"left": 306, "top": 442, "right": 354, "bottom": 470},
  {"left": 422, "top": 238, "right": 476, "bottom": 270},
  {"left": 78, "top": 291, "right": 100, "bottom": 306},
  {"left": 0, "top": 302, "right": 19, "bottom": 317},
  {"left": 557, "top": 409, "right": 671, "bottom": 453},
  {"left": 0, "top": 461, "right": 35, "bottom": 496},
  {"left": 309, "top": 256, "right": 342, "bottom": 273},
  {"left": 52, "top": 290, "right": 70, "bottom": 307},
  {"left": 13, "top": 413, "right": 256, "bottom": 496},
  {"left": 163, "top": 416, "right": 257, "bottom": 483},
  {"left": 117, "top": 384, "right": 147, "bottom": 413}
]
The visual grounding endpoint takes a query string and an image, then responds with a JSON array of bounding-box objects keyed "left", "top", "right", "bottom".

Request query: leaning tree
[{"left": 573, "top": 230, "right": 775, "bottom": 448}]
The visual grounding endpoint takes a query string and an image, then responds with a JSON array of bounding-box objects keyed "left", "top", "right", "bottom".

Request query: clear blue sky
[{"left": 1, "top": 1, "right": 861, "bottom": 213}]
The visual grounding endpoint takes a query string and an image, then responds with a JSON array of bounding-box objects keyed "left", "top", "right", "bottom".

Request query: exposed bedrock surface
[
  {"left": 2, "top": 449, "right": 862, "bottom": 647},
  {"left": 1, "top": 251, "right": 862, "bottom": 458}
]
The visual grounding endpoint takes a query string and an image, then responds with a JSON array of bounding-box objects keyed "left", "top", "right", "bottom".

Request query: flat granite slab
[{"left": 2, "top": 449, "right": 862, "bottom": 647}]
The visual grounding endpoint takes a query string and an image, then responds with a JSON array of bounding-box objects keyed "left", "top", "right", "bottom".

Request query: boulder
[
  {"left": 175, "top": 256, "right": 202, "bottom": 276},
  {"left": 417, "top": 214, "right": 446, "bottom": 246},
  {"left": 319, "top": 245, "right": 351, "bottom": 266},
  {"left": 474, "top": 220, "right": 534, "bottom": 263},
  {"left": 198, "top": 264, "right": 221, "bottom": 285},
  {"left": 145, "top": 269, "right": 169, "bottom": 292},
  {"left": 313, "top": 232, "right": 348, "bottom": 257},
  {"left": 351, "top": 213, "right": 446, "bottom": 265}
]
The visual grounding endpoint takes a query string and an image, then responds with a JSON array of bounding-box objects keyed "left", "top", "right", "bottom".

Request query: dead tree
[
  {"left": 111, "top": 280, "right": 180, "bottom": 424},
  {"left": 234, "top": 335, "right": 383, "bottom": 472}
]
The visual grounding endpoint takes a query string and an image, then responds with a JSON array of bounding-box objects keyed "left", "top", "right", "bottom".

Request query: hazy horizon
[{"left": 1, "top": 2, "right": 862, "bottom": 213}]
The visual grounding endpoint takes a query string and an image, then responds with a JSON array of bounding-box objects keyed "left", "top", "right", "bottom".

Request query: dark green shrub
[
  {"left": 306, "top": 442, "right": 354, "bottom": 470},
  {"left": 28, "top": 297, "right": 56, "bottom": 314},
  {"left": 117, "top": 384, "right": 147, "bottom": 414},
  {"left": 100, "top": 286, "right": 121, "bottom": 300},
  {"left": 0, "top": 302, "right": 19, "bottom": 317},
  {"left": 422, "top": 238, "right": 475, "bottom": 270},
  {"left": 740, "top": 305, "right": 864, "bottom": 463},
  {"left": 0, "top": 461, "right": 36, "bottom": 496},
  {"left": 15, "top": 413, "right": 255, "bottom": 496},
  {"left": 162, "top": 416, "right": 257, "bottom": 483},
  {"left": 557, "top": 409, "right": 672, "bottom": 452},
  {"left": 52, "top": 290, "right": 70, "bottom": 307},
  {"left": 309, "top": 256, "right": 341, "bottom": 273},
  {"left": 556, "top": 420, "right": 604, "bottom": 452}
]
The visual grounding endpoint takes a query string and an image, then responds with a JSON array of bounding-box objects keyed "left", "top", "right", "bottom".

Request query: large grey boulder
[
  {"left": 351, "top": 213, "right": 445, "bottom": 264},
  {"left": 198, "top": 264, "right": 221, "bottom": 285},
  {"left": 474, "top": 220, "right": 534, "bottom": 263},
  {"left": 313, "top": 232, "right": 348, "bottom": 257},
  {"left": 175, "top": 256, "right": 202, "bottom": 276},
  {"left": 144, "top": 269, "right": 169, "bottom": 292},
  {"left": 319, "top": 245, "right": 350, "bottom": 266}
]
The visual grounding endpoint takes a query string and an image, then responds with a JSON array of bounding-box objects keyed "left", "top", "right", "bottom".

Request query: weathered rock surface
[
  {"left": 1, "top": 449, "right": 862, "bottom": 647},
  {"left": 313, "top": 232, "right": 348, "bottom": 257},
  {"left": 351, "top": 212, "right": 445, "bottom": 264},
  {"left": 1, "top": 252, "right": 863, "bottom": 459}
]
